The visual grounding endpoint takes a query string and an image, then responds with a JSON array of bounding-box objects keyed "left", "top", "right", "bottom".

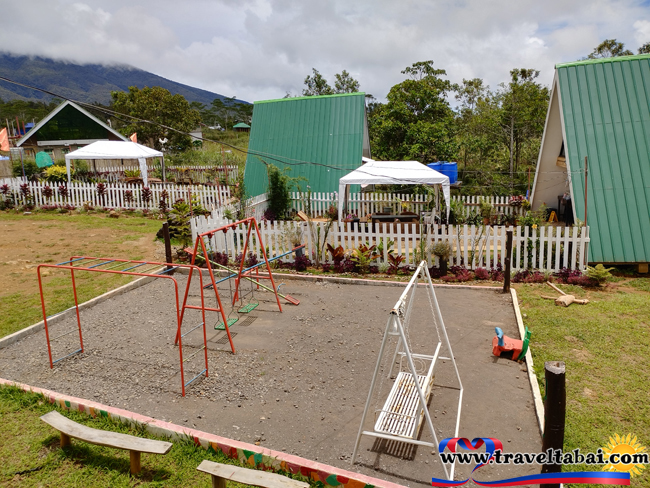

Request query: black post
[
  {"left": 541, "top": 361, "right": 566, "bottom": 488},
  {"left": 503, "top": 230, "right": 513, "bottom": 293},
  {"left": 162, "top": 222, "right": 173, "bottom": 269}
]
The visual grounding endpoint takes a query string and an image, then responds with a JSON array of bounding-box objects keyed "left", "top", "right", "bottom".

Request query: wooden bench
[
  {"left": 197, "top": 460, "right": 309, "bottom": 488},
  {"left": 40, "top": 411, "right": 172, "bottom": 475}
]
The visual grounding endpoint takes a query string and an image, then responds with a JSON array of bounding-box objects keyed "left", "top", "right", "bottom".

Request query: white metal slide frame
[{"left": 351, "top": 261, "right": 464, "bottom": 482}]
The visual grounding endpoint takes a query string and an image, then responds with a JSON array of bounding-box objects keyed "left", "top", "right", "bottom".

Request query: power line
[{"left": 0, "top": 75, "right": 575, "bottom": 189}]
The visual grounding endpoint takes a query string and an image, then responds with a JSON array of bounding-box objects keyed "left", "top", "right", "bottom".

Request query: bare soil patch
[{"left": 0, "top": 215, "right": 160, "bottom": 297}]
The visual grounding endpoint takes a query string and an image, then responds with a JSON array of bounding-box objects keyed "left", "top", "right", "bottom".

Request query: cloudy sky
[{"left": 2, "top": 1, "right": 650, "bottom": 103}]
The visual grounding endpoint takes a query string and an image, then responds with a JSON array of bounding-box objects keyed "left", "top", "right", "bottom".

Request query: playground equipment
[
  {"left": 351, "top": 261, "right": 463, "bottom": 482},
  {"left": 37, "top": 217, "right": 291, "bottom": 397},
  {"left": 37, "top": 257, "right": 212, "bottom": 396},
  {"left": 492, "top": 326, "right": 531, "bottom": 361},
  {"left": 180, "top": 217, "right": 296, "bottom": 337},
  {"left": 186, "top": 246, "right": 303, "bottom": 306}
]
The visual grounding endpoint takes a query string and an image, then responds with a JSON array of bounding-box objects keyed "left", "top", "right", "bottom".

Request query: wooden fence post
[
  {"left": 541, "top": 361, "right": 566, "bottom": 488},
  {"left": 503, "top": 230, "right": 513, "bottom": 293},
  {"left": 163, "top": 222, "right": 173, "bottom": 268}
]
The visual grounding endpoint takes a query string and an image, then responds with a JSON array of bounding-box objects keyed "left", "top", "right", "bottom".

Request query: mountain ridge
[{"left": 0, "top": 53, "right": 247, "bottom": 106}]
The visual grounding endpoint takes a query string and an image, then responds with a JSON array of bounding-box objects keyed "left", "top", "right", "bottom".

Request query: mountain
[{"left": 0, "top": 53, "right": 247, "bottom": 106}]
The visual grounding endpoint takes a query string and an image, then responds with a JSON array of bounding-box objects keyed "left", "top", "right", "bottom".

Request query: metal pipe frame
[
  {"left": 37, "top": 257, "right": 210, "bottom": 397},
  {"left": 351, "top": 261, "right": 463, "bottom": 482},
  {"left": 181, "top": 217, "right": 284, "bottom": 354}
]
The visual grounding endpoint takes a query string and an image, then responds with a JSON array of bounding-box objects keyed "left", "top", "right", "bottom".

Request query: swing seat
[
  {"left": 215, "top": 318, "right": 238, "bottom": 330},
  {"left": 238, "top": 303, "right": 258, "bottom": 313},
  {"left": 374, "top": 351, "right": 437, "bottom": 440}
]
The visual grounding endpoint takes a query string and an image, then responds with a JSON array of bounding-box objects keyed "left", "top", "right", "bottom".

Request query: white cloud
[
  {"left": 1, "top": 0, "right": 649, "bottom": 102},
  {"left": 634, "top": 20, "right": 650, "bottom": 45}
]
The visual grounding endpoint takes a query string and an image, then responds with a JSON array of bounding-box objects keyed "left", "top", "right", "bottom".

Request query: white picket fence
[
  {"left": 450, "top": 195, "right": 524, "bottom": 217},
  {"left": 288, "top": 192, "right": 524, "bottom": 218},
  {"left": 81, "top": 164, "right": 239, "bottom": 184},
  {"left": 208, "top": 193, "right": 269, "bottom": 221},
  {"left": 191, "top": 212, "right": 589, "bottom": 272},
  {"left": 0, "top": 178, "right": 231, "bottom": 211}
]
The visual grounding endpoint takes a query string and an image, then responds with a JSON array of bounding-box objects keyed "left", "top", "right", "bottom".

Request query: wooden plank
[
  {"left": 40, "top": 411, "right": 172, "bottom": 454},
  {"left": 196, "top": 461, "right": 309, "bottom": 488}
]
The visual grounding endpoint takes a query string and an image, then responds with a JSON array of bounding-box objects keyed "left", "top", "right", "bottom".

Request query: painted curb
[
  {"left": 510, "top": 288, "right": 545, "bottom": 436},
  {"left": 0, "top": 378, "right": 407, "bottom": 488},
  {"left": 0, "top": 272, "right": 161, "bottom": 350}
]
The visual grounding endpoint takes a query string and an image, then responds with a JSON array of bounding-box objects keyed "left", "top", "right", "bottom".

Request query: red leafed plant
[{"left": 387, "top": 253, "right": 405, "bottom": 274}]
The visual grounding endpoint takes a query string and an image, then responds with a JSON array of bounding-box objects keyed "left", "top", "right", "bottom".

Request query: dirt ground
[
  {"left": 0, "top": 274, "right": 541, "bottom": 486},
  {"left": 0, "top": 214, "right": 161, "bottom": 297}
]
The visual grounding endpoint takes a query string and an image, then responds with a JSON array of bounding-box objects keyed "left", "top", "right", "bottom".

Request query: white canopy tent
[
  {"left": 64, "top": 141, "right": 164, "bottom": 186},
  {"left": 338, "top": 160, "right": 451, "bottom": 221}
]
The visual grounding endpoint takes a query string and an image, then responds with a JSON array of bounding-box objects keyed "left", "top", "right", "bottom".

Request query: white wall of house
[{"left": 531, "top": 76, "right": 570, "bottom": 213}]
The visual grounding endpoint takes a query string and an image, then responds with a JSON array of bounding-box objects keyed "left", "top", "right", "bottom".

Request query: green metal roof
[
  {"left": 233, "top": 122, "right": 250, "bottom": 128},
  {"left": 16, "top": 100, "right": 127, "bottom": 146},
  {"left": 244, "top": 93, "right": 367, "bottom": 196},
  {"left": 557, "top": 54, "right": 650, "bottom": 262},
  {"left": 556, "top": 53, "right": 650, "bottom": 69}
]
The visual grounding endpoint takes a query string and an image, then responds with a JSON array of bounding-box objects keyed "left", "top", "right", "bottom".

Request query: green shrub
[
  {"left": 44, "top": 165, "right": 69, "bottom": 183},
  {"left": 586, "top": 264, "right": 615, "bottom": 285},
  {"left": 267, "top": 164, "right": 292, "bottom": 219},
  {"left": 12, "top": 158, "right": 40, "bottom": 179}
]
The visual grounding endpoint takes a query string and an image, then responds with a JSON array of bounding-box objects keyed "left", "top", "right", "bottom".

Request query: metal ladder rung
[
  {"left": 53, "top": 348, "right": 82, "bottom": 364},
  {"left": 157, "top": 266, "right": 179, "bottom": 275},
  {"left": 55, "top": 257, "right": 86, "bottom": 266},
  {"left": 181, "top": 323, "right": 204, "bottom": 338},
  {"left": 184, "top": 368, "right": 207, "bottom": 387},
  {"left": 87, "top": 260, "right": 116, "bottom": 269},
  {"left": 139, "top": 265, "right": 163, "bottom": 274},
  {"left": 50, "top": 328, "right": 79, "bottom": 341},
  {"left": 183, "top": 346, "right": 206, "bottom": 362},
  {"left": 120, "top": 262, "right": 148, "bottom": 272},
  {"left": 74, "top": 258, "right": 104, "bottom": 267},
  {"left": 103, "top": 261, "right": 133, "bottom": 271}
]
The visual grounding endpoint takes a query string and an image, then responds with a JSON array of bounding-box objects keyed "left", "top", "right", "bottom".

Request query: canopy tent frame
[
  {"left": 64, "top": 141, "right": 165, "bottom": 186},
  {"left": 337, "top": 160, "right": 450, "bottom": 221}
]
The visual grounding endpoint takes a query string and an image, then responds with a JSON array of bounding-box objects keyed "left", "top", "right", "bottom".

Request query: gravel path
[{"left": 0, "top": 275, "right": 541, "bottom": 486}]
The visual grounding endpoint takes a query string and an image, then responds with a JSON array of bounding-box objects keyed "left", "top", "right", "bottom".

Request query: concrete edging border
[
  {"left": 510, "top": 289, "right": 545, "bottom": 436},
  {"left": 0, "top": 378, "right": 406, "bottom": 488}
]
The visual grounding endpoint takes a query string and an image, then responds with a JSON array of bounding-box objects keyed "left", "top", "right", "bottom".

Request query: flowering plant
[{"left": 509, "top": 195, "right": 527, "bottom": 207}]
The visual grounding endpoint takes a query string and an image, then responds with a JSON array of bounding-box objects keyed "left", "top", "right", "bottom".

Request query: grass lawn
[
  {"left": 0, "top": 385, "right": 308, "bottom": 487},
  {"left": 0, "top": 212, "right": 162, "bottom": 339},
  {"left": 516, "top": 280, "right": 650, "bottom": 484}
]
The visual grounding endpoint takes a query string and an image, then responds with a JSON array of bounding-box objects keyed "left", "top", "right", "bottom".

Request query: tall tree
[
  {"left": 454, "top": 78, "right": 495, "bottom": 172},
  {"left": 494, "top": 69, "right": 548, "bottom": 177},
  {"left": 369, "top": 61, "right": 457, "bottom": 162},
  {"left": 587, "top": 39, "right": 633, "bottom": 59},
  {"left": 638, "top": 42, "right": 650, "bottom": 54},
  {"left": 334, "top": 70, "right": 360, "bottom": 93},
  {"left": 302, "top": 69, "right": 334, "bottom": 96},
  {"left": 302, "top": 69, "right": 360, "bottom": 96},
  {"left": 111, "top": 86, "right": 201, "bottom": 151}
]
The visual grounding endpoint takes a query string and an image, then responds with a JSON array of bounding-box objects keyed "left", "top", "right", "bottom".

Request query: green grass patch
[
  {"left": 0, "top": 385, "right": 310, "bottom": 487},
  {"left": 627, "top": 278, "right": 650, "bottom": 293},
  {"left": 0, "top": 273, "right": 133, "bottom": 338},
  {"left": 0, "top": 213, "right": 161, "bottom": 339},
  {"left": 516, "top": 282, "right": 650, "bottom": 485}
]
